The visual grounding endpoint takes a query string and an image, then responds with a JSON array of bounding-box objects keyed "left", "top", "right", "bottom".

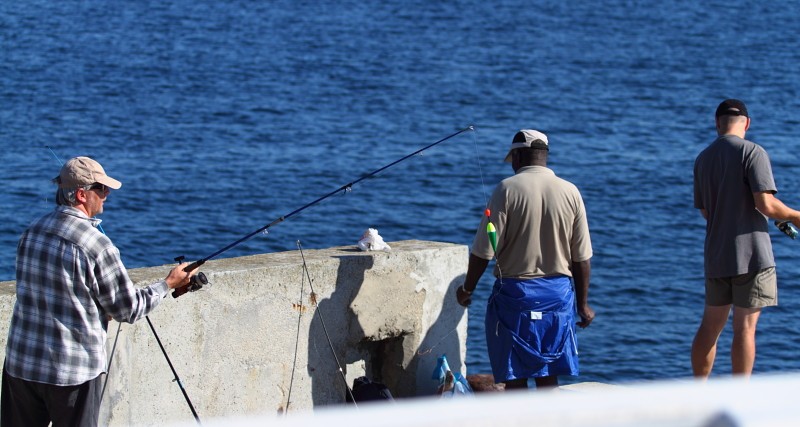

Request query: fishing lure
[{"left": 485, "top": 208, "right": 497, "bottom": 253}]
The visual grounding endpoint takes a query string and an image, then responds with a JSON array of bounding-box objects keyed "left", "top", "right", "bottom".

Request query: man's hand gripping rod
[{"left": 172, "top": 257, "right": 209, "bottom": 298}]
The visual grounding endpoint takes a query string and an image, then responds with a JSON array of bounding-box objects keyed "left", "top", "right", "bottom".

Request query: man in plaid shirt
[{"left": 2, "top": 157, "right": 196, "bottom": 426}]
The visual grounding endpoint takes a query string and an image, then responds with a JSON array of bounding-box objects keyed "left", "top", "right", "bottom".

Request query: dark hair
[{"left": 514, "top": 147, "right": 548, "bottom": 165}]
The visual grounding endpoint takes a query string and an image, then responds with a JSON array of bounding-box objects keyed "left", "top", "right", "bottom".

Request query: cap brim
[
  {"left": 504, "top": 141, "right": 546, "bottom": 162},
  {"left": 95, "top": 175, "right": 122, "bottom": 190},
  {"left": 504, "top": 142, "right": 528, "bottom": 162}
]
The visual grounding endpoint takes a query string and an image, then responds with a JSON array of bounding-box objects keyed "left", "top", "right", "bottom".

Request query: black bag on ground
[{"left": 346, "top": 376, "right": 393, "bottom": 403}]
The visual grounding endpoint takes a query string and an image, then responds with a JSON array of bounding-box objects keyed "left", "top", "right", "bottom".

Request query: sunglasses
[{"left": 87, "top": 183, "right": 109, "bottom": 193}]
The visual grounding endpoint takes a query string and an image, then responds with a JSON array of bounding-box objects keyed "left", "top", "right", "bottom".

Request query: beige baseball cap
[
  {"left": 503, "top": 129, "right": 549, "bottom": 162},
  {"left": 53, "top": 156, "right": 122, "bottom": 189}
]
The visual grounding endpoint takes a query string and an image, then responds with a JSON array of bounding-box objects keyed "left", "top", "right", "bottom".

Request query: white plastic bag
[{"left": 357, "top": 228, "right": 391, "bottom": 252}]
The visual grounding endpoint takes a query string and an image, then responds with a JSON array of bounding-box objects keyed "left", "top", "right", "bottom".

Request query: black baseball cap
[{"left": 715, "top": 99, "right": 749, "bottom": 118}]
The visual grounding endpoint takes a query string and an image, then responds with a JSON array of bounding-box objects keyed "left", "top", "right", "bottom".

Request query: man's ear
[
  {"left": 744, "top": 117, "right": 751, "bottom": 131},
  {"left": 75, "top": 188, "right": 88, "bottom": 203}
]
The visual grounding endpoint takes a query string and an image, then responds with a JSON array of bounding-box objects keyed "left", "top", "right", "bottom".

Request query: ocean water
[{"left": 2, "top": 0, "right": 800, "bottom": 385}]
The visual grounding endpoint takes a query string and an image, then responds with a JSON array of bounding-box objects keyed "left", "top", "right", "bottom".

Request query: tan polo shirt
[{"left": 472, "top": 165, "right": 592, "bottom": 279}]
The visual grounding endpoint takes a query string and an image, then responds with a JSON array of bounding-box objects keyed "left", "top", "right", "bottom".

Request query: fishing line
[
  {"left": 297, "top": 241, "right": 358, "bottom": 407},
  {"left": 467, "top": 131, "right": 505, "bottom": 284},
  {"left": 469, "top": 129, "right": 504, "bottom": 284},
  {"left": 46, "top": 145, "right": 63, "bottom": 166},
  {"left": 174, "top": 126, "right": 475, "bottom": 291},
  {"left": 417, "top": 129, "right": 501, "bottom": 357},
  {"left": 469, "top": 128, "right": 490, "bottom": 209},
  {"left": 284, "top": 241, "right": 307, "bottom": 414},
  {"left": 468, "top": 130, "right": 505, "bottom": 343},
  {"left": 416, "top": 327, "right": 460, "bottom": 356}
]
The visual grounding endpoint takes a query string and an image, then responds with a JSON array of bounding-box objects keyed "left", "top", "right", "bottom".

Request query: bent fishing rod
[{"left": 173, "top": 125, "right": 474, "bottom": 297}]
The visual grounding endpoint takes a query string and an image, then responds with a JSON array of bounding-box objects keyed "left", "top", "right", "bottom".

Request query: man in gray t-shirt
[{"left": 691, "top": 99, "right": 800, "bottom": 379}]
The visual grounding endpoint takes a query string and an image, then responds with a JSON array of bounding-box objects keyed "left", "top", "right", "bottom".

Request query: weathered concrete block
[{"left": 0, "top": 240, "right": 468, "bottom": 426}]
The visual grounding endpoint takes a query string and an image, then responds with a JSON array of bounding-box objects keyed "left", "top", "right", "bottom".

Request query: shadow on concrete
[
  {"left": 307, "top": 254, "right": 372, "bottom": 406},
  {"left": 407, "top": 274, "right": 468, "bottom": 396}
]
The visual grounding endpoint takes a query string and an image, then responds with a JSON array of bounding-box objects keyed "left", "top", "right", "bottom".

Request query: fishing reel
[
  {"left": 172, "top": 256, "right": 209, "bottom": 298},
  {"left": 775, "top": 220, "right": 798, "bottom": 239}
]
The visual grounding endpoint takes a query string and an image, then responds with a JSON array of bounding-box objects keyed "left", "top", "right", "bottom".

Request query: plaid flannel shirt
[{"left": 5, "top": 206, "right": 169, "bottom": 385}]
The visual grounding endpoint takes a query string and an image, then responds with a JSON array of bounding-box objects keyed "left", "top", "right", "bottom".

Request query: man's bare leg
[
  {"left": 731, "top": 306, "right": 761, "bottom": 376},
  {"left": 691, "top": 304, "right": 731, "bottom": 378}
]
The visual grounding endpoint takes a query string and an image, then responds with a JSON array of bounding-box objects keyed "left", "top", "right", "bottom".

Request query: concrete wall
[{"left": 0, "top": 240, "right": 468, "bottom": 426}]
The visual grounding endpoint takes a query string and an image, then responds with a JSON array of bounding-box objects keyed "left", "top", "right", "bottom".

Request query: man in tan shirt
[{"left": 456, "top": 129, "right": 595, "bottom": 389}]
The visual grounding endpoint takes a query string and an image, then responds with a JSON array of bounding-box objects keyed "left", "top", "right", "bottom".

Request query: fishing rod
[
  {"left": 172, "top": 125, "right": 475, "bottom": 298},
  {"left": 286, "top": 240, "right": 358, "bottom": 412},
  {"left": 297, "top": 240, "right": 357, "bottom": 406},
  {"left": 146, "top": 316, "right": 202, "bottom": 424}
]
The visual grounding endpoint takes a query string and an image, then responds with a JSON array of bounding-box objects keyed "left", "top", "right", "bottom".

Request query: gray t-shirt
[{"left": 694, "top": 134, "right": 776, "bottom": 278}]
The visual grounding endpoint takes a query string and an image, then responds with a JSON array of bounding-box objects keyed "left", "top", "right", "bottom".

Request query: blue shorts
[{"left": 485, "top": 276, "right": 579, "bottom": 382}]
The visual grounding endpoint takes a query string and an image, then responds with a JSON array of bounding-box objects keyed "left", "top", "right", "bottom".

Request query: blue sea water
[{"left": 3, "top": 0, "right": 800, "bottom": 385}]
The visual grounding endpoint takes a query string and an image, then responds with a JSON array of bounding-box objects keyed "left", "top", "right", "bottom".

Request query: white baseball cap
[{"left": 503, "top": 129, "right": 549, "bottom": 162}]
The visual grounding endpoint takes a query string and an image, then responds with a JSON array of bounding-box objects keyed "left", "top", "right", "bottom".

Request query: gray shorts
[{"left": 705, "top": 267, "right": 777, "bottom": 308}]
